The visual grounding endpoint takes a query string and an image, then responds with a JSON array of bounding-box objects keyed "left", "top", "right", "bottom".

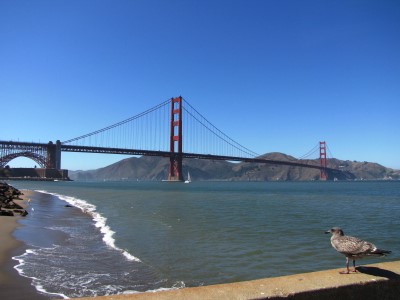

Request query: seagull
[{"left": 325, "top": 227, "right": 391, "bottom": 274}]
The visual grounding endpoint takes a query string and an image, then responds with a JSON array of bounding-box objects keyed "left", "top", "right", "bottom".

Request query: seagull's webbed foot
[
  {"left": 339, "top": 268, "right": 357, "bottom": 274},
  {"left": 339, "top": 259, "right": 357, "bottom": 274},
  {"left": 339, "top": 258, "right": 351, "bottom": 274},
  {"left": 351, "top": 260, "right": 357, "bottom": 273}
]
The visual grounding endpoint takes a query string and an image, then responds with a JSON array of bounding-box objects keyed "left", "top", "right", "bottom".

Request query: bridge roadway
[
  {"left": 61, "top": 144, "right": 332, "bottom": 172},
  {"left": 1, "top": 140, "right": 335, "bottom": 173}
]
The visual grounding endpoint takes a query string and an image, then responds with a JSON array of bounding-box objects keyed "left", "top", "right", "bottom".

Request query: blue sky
[{"left": 1, "top": 0, "right": 399, "bottom": 170}]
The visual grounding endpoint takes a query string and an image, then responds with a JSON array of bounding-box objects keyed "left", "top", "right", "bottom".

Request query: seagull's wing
[{"left": 333, "top": 236, "right": 375, "bottom": 255}]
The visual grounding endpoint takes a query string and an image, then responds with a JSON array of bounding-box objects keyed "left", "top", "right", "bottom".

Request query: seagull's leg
[
  {"left": 339, "top": 257, "right": 350, "bottom": 274},
  {"left": 352, "top": 259, "right": 357, "bottom": 273}
]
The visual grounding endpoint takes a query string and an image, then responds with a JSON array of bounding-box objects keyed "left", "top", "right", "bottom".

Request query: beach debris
[{"left": 325, "top": 227, "right": 391, "bottom": 274}]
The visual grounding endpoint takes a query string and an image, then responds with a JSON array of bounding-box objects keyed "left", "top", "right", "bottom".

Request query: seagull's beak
[{"left": 324, "top": 230, "right": 331, "bottom": 234}]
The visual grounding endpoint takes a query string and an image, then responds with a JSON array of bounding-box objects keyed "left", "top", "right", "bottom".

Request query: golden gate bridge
[{"left": 0, "top": 97, "right": 345, "bottom": 181}]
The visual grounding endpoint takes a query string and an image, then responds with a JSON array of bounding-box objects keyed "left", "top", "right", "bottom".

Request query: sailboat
[{"left": 184, "top": 171, "right": 191, "bottom": 183}]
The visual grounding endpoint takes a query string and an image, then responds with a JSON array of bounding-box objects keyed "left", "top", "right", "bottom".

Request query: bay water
[{"left": 9, "top": 180, "right": 400, "bottom": 298}]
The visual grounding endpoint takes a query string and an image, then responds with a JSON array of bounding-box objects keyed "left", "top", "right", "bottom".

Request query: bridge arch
[{"left": 0, "top": 152, "right": 47, "bottom": 168}]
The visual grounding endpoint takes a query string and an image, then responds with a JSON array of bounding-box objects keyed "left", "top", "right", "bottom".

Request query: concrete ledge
[{"left": 75, "top": 261, "right": 400, "bottom": 300}]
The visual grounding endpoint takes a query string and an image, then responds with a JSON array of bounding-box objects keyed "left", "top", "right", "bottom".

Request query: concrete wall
[
  {"left": 0, "top": 168, "right": 69, "bottom": 180},
  {"left": 75, "top": 261, "right": 400, "bottom": 300}
]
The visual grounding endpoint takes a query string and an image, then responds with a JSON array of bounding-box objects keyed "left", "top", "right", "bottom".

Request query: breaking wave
[{"left": 35, "top": 190, "right": 140, "bottom": 262}]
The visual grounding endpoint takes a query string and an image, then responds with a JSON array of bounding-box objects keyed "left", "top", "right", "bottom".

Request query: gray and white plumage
[{"left": 325, "top": 227, "right": 391, "bottom": 274}]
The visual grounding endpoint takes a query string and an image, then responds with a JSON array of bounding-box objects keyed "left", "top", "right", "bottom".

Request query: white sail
[{"left": 184, "top": 171, "right": 191, "bottom": 183}]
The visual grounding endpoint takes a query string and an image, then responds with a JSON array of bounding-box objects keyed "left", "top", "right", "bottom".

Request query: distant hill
[{"left": 68, "top": 153, "right": 400, "bottom": 181}]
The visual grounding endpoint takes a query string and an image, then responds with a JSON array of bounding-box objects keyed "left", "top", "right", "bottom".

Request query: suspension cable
[
  {"left": 62, "top": 99, "right": 170, "bottom": 144},
  {"left": 182, "top": 98, "right": 260, "bottom": 157},
  {"left": 326, "top": 143, "right": 334, "bottom": 159},
  {"left": 297, "top": 143, "right": 319, "bottom": 160}
]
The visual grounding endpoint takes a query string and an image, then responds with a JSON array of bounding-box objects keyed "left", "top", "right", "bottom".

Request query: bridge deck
[
  {"left": 60, "top": 144, "right": 330, "bottom": 171},
  {"left": 1, "top": 141, "right": 338, "bottom": 175}
]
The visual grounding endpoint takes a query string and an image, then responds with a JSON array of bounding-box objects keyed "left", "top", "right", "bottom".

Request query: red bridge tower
[
  {"left": 319, "top": 141, "right": 327, "bottom": 180},
  {"left": 168, "top": 96, "right": 183, "bottom": 181}
]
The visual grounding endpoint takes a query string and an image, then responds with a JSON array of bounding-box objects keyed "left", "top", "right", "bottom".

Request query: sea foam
[
  {"left": 35, "top": 190, "right": 141, "bottom": 262},
  {"left": 13, "top": 247, "right": 69, "bottom": 299}
]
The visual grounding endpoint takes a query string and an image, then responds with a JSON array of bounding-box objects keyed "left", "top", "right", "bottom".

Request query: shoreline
[{"left": 0, "top": 188, "right": 49, "bottom": 299}]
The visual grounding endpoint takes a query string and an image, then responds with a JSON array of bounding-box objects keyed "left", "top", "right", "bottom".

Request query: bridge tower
[
  {"left": 46, "top": 140, "right": 62, "bottom": 169},
  {"left": 46, "top": 141, "right": 56, "bottom": 168},
  {"left": 168, "top": 96, "right": 183, "bottom": 181},
  {"left": 55, "top": 140, "right": 62, "bottom": 169},
  {"left": 319, "top": 141, "right": 327, "bottom": 180}
]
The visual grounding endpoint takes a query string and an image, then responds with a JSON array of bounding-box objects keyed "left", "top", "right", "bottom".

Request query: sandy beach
[{"left": 0, "top": 189, "right": 49, "bottom": 300}]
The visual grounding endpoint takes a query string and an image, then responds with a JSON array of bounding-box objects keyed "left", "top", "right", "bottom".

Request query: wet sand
[{"left": 0, "top": 190, "right": 49, "bottom": 300}]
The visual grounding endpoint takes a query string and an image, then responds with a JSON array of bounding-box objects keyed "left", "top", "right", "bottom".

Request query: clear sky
[{"left": 1, "top": 0, "right": 399, "bottom": 170}]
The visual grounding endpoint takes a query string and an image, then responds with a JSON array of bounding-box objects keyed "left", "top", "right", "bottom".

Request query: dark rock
[
  {"left": 0, "top": 210, "right": 14, "bottom": 216},
  {"left": 0, "top": 183, "right": 24, "bottom": 217}
]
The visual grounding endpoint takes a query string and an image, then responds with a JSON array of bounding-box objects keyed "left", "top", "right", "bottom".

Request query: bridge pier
[
  {"left": 56, "top": 140, "right": 61, "bottom": 169},
  {"left": 46, "top": 140, "right": 62, "bottom": 169},
  {"left": 168, "top": 154, "right": 183, "bottom": 181},
  {"left": 47, "top": 141, "right": 56, "bottom": 168}
]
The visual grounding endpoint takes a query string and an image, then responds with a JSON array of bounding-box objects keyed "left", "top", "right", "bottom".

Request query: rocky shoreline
[{"left": 0, "top": 182, "right": 29, "bottom": 217}]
